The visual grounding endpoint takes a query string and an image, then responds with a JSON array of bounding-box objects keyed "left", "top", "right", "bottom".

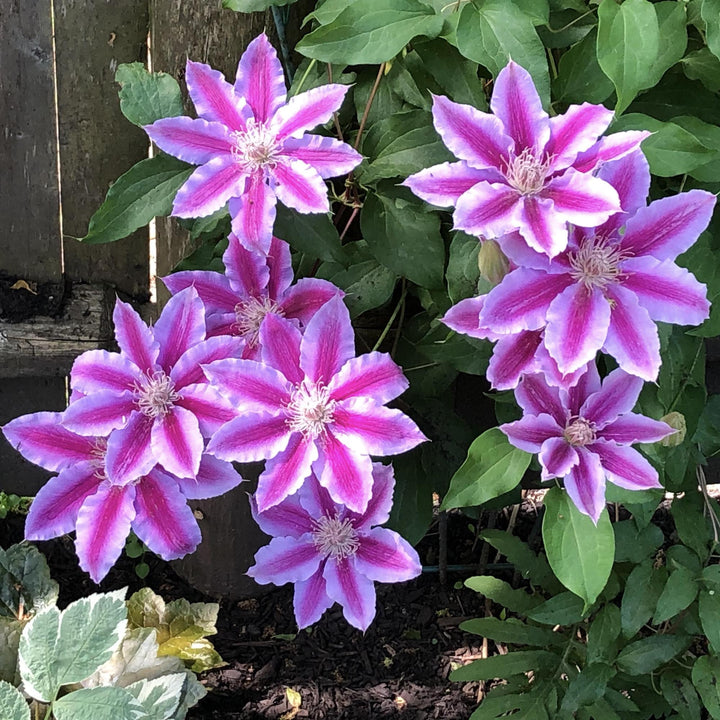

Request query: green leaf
[
  {"left": 52, "top": 686, "right": 144, "bottom": 720},
  {"left": 645, "top": 2, "right": 687, "bottom": 87},
  {"left": 360, "top": 185, "right": 444, "bottom": 289},
  {"left": 0, "top": 544, "right": 58, "bottom": 620},
  {"left": 115, "top": 63, "right": 184, "bottom": 128},
  {"left": 82, "top": 155, "right": 193, "bottom": 244},
  {"left": 694, "top": 394, "right": 720, "bottom": 456},
  {"left": 554, "top": 28, "right": 614, "bottom": 105},
  {"left": 464, "top": 576, "right": 542, "bottom": 615},
  {"left": 609, "top": 114, "right": 715, "bottom": 176},
  {"left": 682, "top": 232, "right": 720, "bottom": 337},
  {"left": 672, "top": 492, "right": 712, "bottom": 561},
  {"left": 596, "top": 0, "right": 660, "bottom": 113},
  {"left": 660, "top": 670, "right": 702, "bottom": 720},
  {"left": 297, "top": 0, "right": 443, "bottom": 64},
  {"left": 653, "top": 566, "right": 699, "bottom": 624},
  {"left": 682, "top": 48, "right": 720, "bottom": 93},
  {"left": 699, "top": 587, "right": 720, "bottom": 654},
  {"left": 542, "top": 488, "right": 614, "bottom": 607},
  {"left": 441, "top": 428, "right": 531, "bottom": 510},
  {"left": 456, "top": 0, "right": 550, "bottom": 107},
  {"left": 481, "top": 529, "right": 561, "bottom": 592},
  {"left": 620, "top": 561, "right": 667, "bottom": 638},
  {"left": 0, "top": 681, "right": 29, "bottom": 720},
  {"left": 126, "top": 588, "right": 223, "bottom": 673},
  {"left": 386, "top": 452, "right": 434, "bottom": 545},
  {"left": 613, "top": 520, "right": 663, "bottom": 564},
  {"left": 125, "top": 673, "right": 185, "bottom": 720},
  {"left": 19, "top": 590, "right": 127, "bottom": 703},
  {"left": 446, "top": 232, "right": 481, "bottom": 304},
  {"left": 450, "top": 650, "right": 559, "bottom": 681},
  {"left": 359, "top": 111, "right": 452, "bottom": 185},
  {"left": 586, "top": 604, "right": 621, "bottom": 664},
  {"left": 526, "top": 592, "right": 585, "bottom": 626},
  {"left": 460, "top": 617, "right": 560, "bottom": 646},
  {"left": 0, "top": 618, "right": 23, "bottom": 684},
  {"left": 692, "top": 655, "right": 720, "bottom": 719},
  {"left": 615, "top": 634, "right": 690, "bottom": 675},
  {"left": 560, "top": 663, "right": 616, "bottom": 715},
  {"left": 274, "top": 204, "right": 346, "bottom": 264},
  {"left": 223, "top": 0, "right": 293, "bottom": 10},
  {"left": 701, "top": 0, "right": 720, "bottom": 61}
]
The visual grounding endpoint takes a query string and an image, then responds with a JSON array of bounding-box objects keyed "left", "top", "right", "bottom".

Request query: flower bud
[
  {"left": 478, "top": 238, "right": 511, "bottom": 286},
  {"left": 659, "top": 411, "right": 686, "bottom": 446}
]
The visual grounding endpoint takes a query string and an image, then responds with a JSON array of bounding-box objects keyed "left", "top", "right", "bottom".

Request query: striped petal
[
  {"left": 113, "top": 300, "right": 159, "bottom": 374},
  {"left": 173, "top": 156, "right": 246, "bottom": 218},
  {"left": 229, "top": 174, "right": 277, "bottom": 254},
  {"left": 271, "top": 158, "right": 329, "bottom": 214},
  {"left": 404, "top": 162, "right": 492, "bottom": 207},
  {"left": 186, "top": 59, "right": 248, "bottom": 131},
  {"left": 154, "top": 287, "right": 206, "bottom": 371},
  {"left": 591, "top": 441, "right": 662, "bottom": 491},
  {"left": 247, "top": 535, "right": 321, "bottom": 585},
  {"left": 234, "top": 33, "right": 286, "bottom": 123},
  {"left": 272, "top": 84, "right": 350, "bottom": 140},
  {"left": 280, "top": 135, "right": 361, "bottom": 179},
  {"left": 207, "top": 412, "right": 291, "bottom": 464},
  {"left": 145, "top": 116, "right": 233, "bottom": 164},
  {"left": 294, "top": 570, "right": 333, "bottom": 629},
  {"left": 151, "top": 406, "right": 203, "bottom": 479},
  {"left": 323, "top": 556, "right": 376, "bottom": 631},
  {"left": 104, "top": 412, "right": 156, "bottom": 485},
  {"left": 564, "top": 447, "right": 606, "bottom": 524},
  {"left": 329, "top": 352, "right": 408, "bottom": 404}
]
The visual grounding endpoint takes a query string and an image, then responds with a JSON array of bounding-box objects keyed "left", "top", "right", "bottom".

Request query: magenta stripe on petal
[
  {"left": 229, "top": 175, "right": 277, "bottom": 254},
  {"left": 204, "top": 357, "right": 291, "bottom": 411},
  {"left": 600, "top": 413, "right": 674, "bottom": 444},
  {"left": 177, "top": 453, "right": 244, "bottom": 499},
  {"left": 501, "top": 413, "right": 562, "bottom": 454},
  {"left": 154, "top": 287, "right": 206, "bottom": 371},
  {"left": 329, "top": 352, "right": 408, "bottom": 404},
  {"left": 565, "top": 362, "right": 601, "bottom": 417},
  {"left": 564, "top": 448, "right": 606, "bottom": 524},
  {"left": 515, "top": 374, "right": 565, "bottom": 425},
  {"left": 75, "top": 483, "right": 136, "bottom": 583},
  {"left": 543, "top": 169, "right": 620, "bottom": 227},
  {"left": 297, "top": 474, "right": 338, "bottom": 522},
  {"left": 251, "top": 492, "right": 313, "bottom": 538},
  {"left": 113, "top": 300, "right": 158, "bottom": 374},
  {"left": 580, "top": 368, "right": 643, "bottom": 429},
  {"left": 24, "top": 464, "right": 102, "bottom": 540},
  {"left": 3, "top": 412, "right": 97, "bottom": 471},
  {"left": 280, "top": 277, "right": 343, "bottom": 328},
  {"left": 70, "top": 350, "right": 140, "bottom": 395},
  {"left": 234, "top": 33, "right": 286, "bottom": 123},
  {"left": 162, "top": 270, "right": 238, "bottom": 315},
  {"left": 548, "top": 103, "right": 614, "bottom": 171},
  {"left": 171, "top": 335, "right": 245, "bottom": 390},
  {"left": 403, "top": 162, "right": 489, "bottom": 208},
  {"left": 294, "top": 570, "right": 333, "bottom": 629},
  {"left": 323, "top": 556, "right": 376, "bottom": 631},
  {"left": 133, "top": 470, "right": 202, "bottom": 560},
  {"left": 259, "top": 314, "right": 304, "bottom": 385},
  {"left": 539, "top": 437, "right": 578, "bottom": 480},
  {"left": 62, "top": 392, "right": 137, "bottom": 437},
  {"left": 595, "top": 151, "right": 650, "bottom": 232},
  {"left": 280, "top": 135, "right": 362, "bottom": 179},
  {"left": 248, "top": 535, "right": 321, "bottom": 585},
  {"left": 186, "top": 59, "right": 248, "bottom": 131},
  {"left": 272, "top": 159, "right": 329, "bottom": 214},
  {"left": 255, "top": 433, "right": 318, "bottom": 512},
  {"left": 355, "top": 463, "right": 395, "bottom": 531},
  {"left": 272, "top": 84, "right": 349, "bottom": 140},
  {"left": 207, "top": 412, "right": 291, "bottom": 464},
  {"left": 145, "top": 116, "right": 233, "bottom": 164},
  {"left": 355, "top": 527, "right": 421, "bottom": 583},
  {"left": 104, "top": 412, "right": 156, "bottom": 485},
  {"left": 431, "top": 94, "right": 512, "bottom": 169},
  {"left": 545, "top": 283, "right": 610, "bottom": 375},
  {"left": 317, "top": 431, "right": 374, "bottom": 514},
  {"left": 301, "top": 296, "right": 355, "bottom": 384},
  {"left": 266, "top": 236, "right": 294, "bottom": 299},
  {"left": 573, "top": 130, "right": 649, "bottom": 173},
  {"left": 487, "top": 331, "right": 542, "bottom": 390},
  {"left": 176, "top": 383, "right": 236, "bottom": 436},
  {"left": 151, "top": 406, "right": 203, "bottom": 479},
  {"left": 518, "top": 195, "right": 569, "bottom": 258},
  {"left": 454, "top": 182, "right": 521, "bottom": 240},
  {"left": 442, "top": 296, "right": 496, "bottom": 340},
  {"left": 173, "top": 156, "right": 245, "bottom": 218},
  {"left": 590, "top": 441, "right": 661, "bottom": 491},
  {"left": 223, "top": 233, "right": 271, "bottom": 297}
]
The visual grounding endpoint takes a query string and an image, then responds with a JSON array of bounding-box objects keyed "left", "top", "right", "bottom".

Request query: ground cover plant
[{"left": 4, "top": 0, "right": 720, "bottom": 716}]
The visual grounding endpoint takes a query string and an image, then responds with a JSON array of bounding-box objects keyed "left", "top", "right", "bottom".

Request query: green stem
[
  {"left": 667, "top": 339, "right": 704, "bottom": 413},
  {"left": 372, "top": 284, "right": 407, "bottom": 352},
  {"left": 291, "top": 58, "right": 317, "bottom": 97}
]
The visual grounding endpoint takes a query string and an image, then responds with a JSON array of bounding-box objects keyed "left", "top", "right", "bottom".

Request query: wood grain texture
[
  {"left": 0, "top": 284, "right": 113, "bottom": 377},
  {"left": 0, "top": 1, "right": 62, "bottom": 282},
  {"left": 54, "top": 0, "right": 151, "bottom": 298}
]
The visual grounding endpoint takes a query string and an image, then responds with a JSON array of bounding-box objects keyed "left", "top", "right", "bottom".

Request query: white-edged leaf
[
  {"left": 0, "top": 680, "right": 29, "bottom": 720},
  {"left": 125, "top": 672, "right": 185, "bottom": 720},
  {"left": 52, "top": 686, "right": 144, "bottom": 720}
]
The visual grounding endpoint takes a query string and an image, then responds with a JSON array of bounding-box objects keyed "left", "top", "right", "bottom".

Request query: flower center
[
  {"left": 568, "top": 235, "right": 627, "bottom": 291},
  {"left": 504, "top": 148, "right": 552, "bottom": 195},
  {"left": 312, "top": 514, "right": 360, "bottom": 560},
  {"left": 564, "top": 417, "right": 596, "bottom": 446},
  {"left": 233, "top": 296, "right": 283, "bottom": 346},
  {"left": 134, "top": 371, "right": 180, "bottom": 419},
  {"left": 230, "top": 119, "right": 280, "bottom": 172},
  {"left": 285, "top": 381, "right": 336, "bottom": 439}
]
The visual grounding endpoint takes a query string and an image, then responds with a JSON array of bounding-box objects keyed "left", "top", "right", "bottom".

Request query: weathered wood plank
[
  {"left": 54, "top": 0, "right": 151, "bottom": 298},
  {"left": 0, "top": 377, "right": 67, "bottom": 495},
  {"left": 0, "top": 2, "right": 62, "bottom": 282},
  {"left": 0, "top": 284, "right": 113, "bottom": 377}
]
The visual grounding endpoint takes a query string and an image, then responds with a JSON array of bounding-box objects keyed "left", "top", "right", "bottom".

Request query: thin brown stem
[
  {"left": 339, "top": 206, "right": 359, "bottom": 241},
  {"left": 327, "top": 64, "right": 345, "bottom": 143},
  {"left": 355, "top": 63, "right": 386, "bottom": 151}
]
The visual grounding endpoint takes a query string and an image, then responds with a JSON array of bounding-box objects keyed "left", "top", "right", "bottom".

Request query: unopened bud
[
  {"left": 478, "top": 239, "right": 510, "bottom": 286},
  {"left": 660, "top": 411, "right": 686, "bottom": 446}
]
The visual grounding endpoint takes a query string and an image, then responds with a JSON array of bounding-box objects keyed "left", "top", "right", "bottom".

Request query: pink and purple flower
[
  {"left": 145, "top": 33, "right": 362, "bottom": 252},
  {"left": 205, "top": 296, "right": 427, "bottom": 514},
  {"left": 2, "top": 411, "right": 242, "bottom": 582},
  {"left": 164, "top": 234, "right": 341, "bottom": 357},
  {"left": 500, "top": 365, "right": 674, "bottom": 522},
  {"left": 62, "top": 288, "right": 242, "bottom": 484},
  {"left": 248, "top": 464, "right": 421, "bottom": 631},
  {"left": 404, "top": 61, "right": 648, "bottom": 257}
]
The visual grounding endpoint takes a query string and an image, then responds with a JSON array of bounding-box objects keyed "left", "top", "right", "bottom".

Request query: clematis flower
[
  {"left": 144, "top": 33, "right": 362, "bottom": 252},
  {"left": 500, "top": 365, "right": 674, "bottom": 522},
  {"left": 2, "top": 411, "right": 243, "bottom": 583},
  {"left": 404, "top": 60, "right": 648, "bottom": 257},
  {"left": 476, "top": 152, "right": 715, "bottom": 381},
  {"left": 247, "top": 465, "right": 421, "bottom": 631},
  {"left": 205, "top": 295, "right": 427, "bottom": 514},
  {"left": 62, "top": 288, "right": 242, "bottom": 484},
  {"left": 164, "top": 234, "right": 341, "bottom": 358}
]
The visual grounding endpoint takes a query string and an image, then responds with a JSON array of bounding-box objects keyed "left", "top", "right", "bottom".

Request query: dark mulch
[{"left": 0, "top": 505, "right": 532, "bottom": 719}]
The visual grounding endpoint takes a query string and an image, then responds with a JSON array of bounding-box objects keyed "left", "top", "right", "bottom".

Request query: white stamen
[
  {"left": 285, "top": 381, "right": 336, "bottom": 438},
  {"left": 134, "top": 371, "right": 180, "bottom": 418},
  {"left": 230, "top": 119, "right": 280, "bottom": 172},
  {"left": 564, "top": 416, "right": 596, "bottom": 446},
  {"left": 234, "top": 296, "right": 283, "bottom": 347},
  {"left": 568, "top": 235, "right": 627, "bottom": 291},
  {"left": 504, "top": 148, "right": 552, "bottom": 195},
  {"left": 312, "top": 514, "right": 360, "bottom": 560},
  {"left": 89, "top": 438, "right": 108, "bottom": 479}
]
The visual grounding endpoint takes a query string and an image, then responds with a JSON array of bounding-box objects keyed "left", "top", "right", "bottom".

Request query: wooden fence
[{"left": 0, "top": 0, "right": 304, "bottom": 596}]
